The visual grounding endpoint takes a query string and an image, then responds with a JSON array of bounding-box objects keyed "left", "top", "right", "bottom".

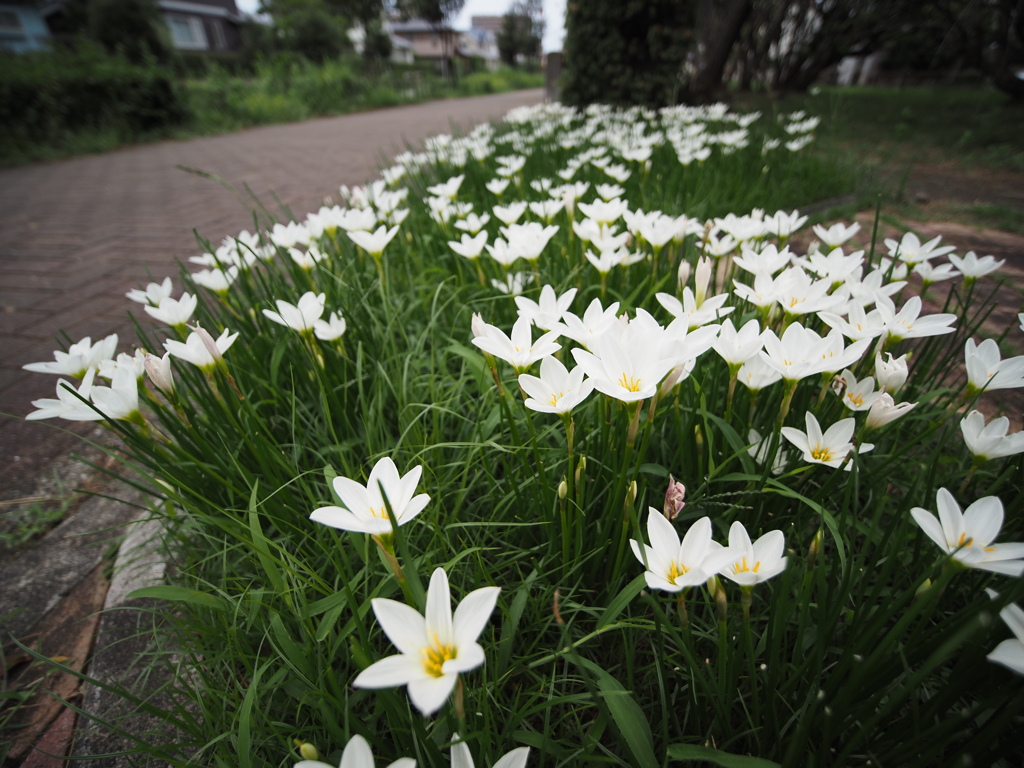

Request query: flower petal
[
  {"left": 407, "top": 672, "right": 458, "bottom": 715},
  {"left": 371, "top": 598, "right": 428, "bottom": 656},
  {"left": 452, "top": 586, "right": 501, "bottom": 649},
  {"left": 425, "top": 567, "right": 454, "bottom": 645},
  {"left": 353, "top": 653, "right": 426, "bottom": 689}
]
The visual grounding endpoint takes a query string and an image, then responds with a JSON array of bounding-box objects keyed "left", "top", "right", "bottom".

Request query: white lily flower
[
  {"left": 97, "top": 350, "right": 146, "bottom": 380},
  {"left": 781, "top": 411, "right": 874, "bottom": 470},
  {"left": 310, "top": 456, "right": 429, "bottom": 536},
  {"left": 492, "top": 202, "right": 528, "bottom": 226},
  {"left": 949, "top": 251, "right": 1004, "bottom": 282},
  {"left": 450, "top": 734, "right": 529, "bottom": 768},
  {"left": 427, "top": 174, "right": 464, "bottom": 199},
  {"left": 144, "top": 352, "right": 174, "bottom": 396},
  {"left": 571, "top": 323, "right": 676, "bottom": 403},
  {"left": 832, "top": 368, "right": 879, "bottom": 412},
  {"left": 864, "top": 392, "right": 916, "bottom": 429},
  {"left": 595, "top": 183, "right": 625, "bottom": 200},
  {"left": 486, "top": 178, "right": 510, "bottom": 196},
  {"left": 515, "top": 285, "right": 576, "bottom": 331},
  {"left": 25, "top": 369, "right": 102, "bottom": 422},
  {"left": 630, "top": 510, "right": 738, "bottom": 592},
  {"left": 454, "top": 213, "right": 491, "bottom": 234},
  {"left": 712, "top": 318, "right": 763, "bottom": 367},
  {"left": 88, "top": 367, "right": 140, "bottom": 422},
  {"left": 528, "top": 199, "right": 565, "bottom": 221},
  {"left": 295, "top": 734, "right": 414, "bottom": 768},
  {"left": 263, "top": 292, "right": 325, "bottom": 333},
  {"left": 472, "top": 316, "right": 560, "bottom": 373},
  {"left": 765, "top": 209, "right": 808, "bottom": 238},
  {"left": 490, "top": 272, "right": 533, "bottom": 295},
  {"left": 732, "top": 272, "right": 779, "bottom": 309},
  {"left": 738, "top": 356, "right": 782, "bottom": 393},
  {"left": 336, "top": 208, "right": 378, "bottom": 232},
  {"left": 577, "top": 198, "right": 628, "bottom": 225},
  {"left": 733, "top": 244, "right": 792, "bottom": 275},
  {"left": 126, "top": 277, "right": 173, "bottom": 306},
  {"left": 314, "top": 311, "right": 347, "bottom": 342},
  {"left": 819, "top": 303, "right": 887, "bottom": 342},
  {"left": 884, "top": 232, "right": 955, "bottom": 265},
  {"left": 964, "top": 338, "right": 1024, "bottom": 394},
  {"left": 518, "top": 356, "right": 593, "bottom": 415},
  {"left": 812, "top": 222, "right": 860, "bottom": 249},
  {"left": 719, "top": 521, "right": 787, "bottom": 587},
  {"left": 23, "top": 334, "right": 119, "bottom": 378},
  {"left": 747, "top": 428, "right": 787, "bottom": 473},
  {"left": 913, "top": 260, "right": 959, "bottom": 285},
  {"left": 773, "top": 266, "right": 843, "bottom": 317},
  {"left": 656, "top": 288, "right": 731, "bottom": 331},
  {"left": 501, "top": 222, "right": 558, "bottom": 262},
  {"left": 163, "top": 327, "right": 238, "bottom": 372},
  {"left": 986, "top": 597, "right": 1024, "bottom": 676},
  {"left": 960, "top": 410, "right": 1024, "bottom": 461},
  {"left": 289, "top": 246, "right": 327, "bottom": 271},
  {"left": 348, "top": 225, "right": 399, "bottom": 257},
  {"left": 353, "top": 567, "right": 500, "bottom": 716},
  {"left": 876, "top": 295, "right": 956, "bottom": 342},
  {"left": 844, "top": 267, "right": 906, "bottom": 307},
  {"left": 558, "top": 298, "right": 621, "bottom": 349},
  {"left": 144, "top": 292, "right": 198, "bottom": 328},
  {"left": 911, "top": 488, "right": 1024, "bottom": 576}
]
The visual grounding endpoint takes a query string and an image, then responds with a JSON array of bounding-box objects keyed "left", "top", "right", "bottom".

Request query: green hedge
[{"left": 0, "top": 45, "right": 189, "bottom": 148}]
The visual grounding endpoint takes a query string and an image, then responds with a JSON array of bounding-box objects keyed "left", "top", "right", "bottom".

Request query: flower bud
[
  {"left": 875, "top": 352, "right": 908, "bottom": 394},
  {"left": 915, "top": 578, "right": 932, "bottom": 598},
  {"left": 808, "top": 528, "right": 823, "bottom": 568},
  {"left": 663, "top": 474, "right": 686, "bottom": 520},
  {"left": 144, "top": 352, "right": 174, "bottom": 396},
  {"left": 191, "top": 324, "right": 224, "bottom": 367},
  {"left": 297, "top": 743, "right": 319, "bottom": 761},
  {"left": 695, "top": 256, "right": 713, "bottom": 307},
  {"left": 677, "top": 259, "right": 692, "bottom": 290},
  {"left": 558, "top": 479, "right": 568, "bottom": 499},
  {"left": 628, "top": 480, "right": 638, "bottom": 504},
  {"left": 865, "top": 392, "right": 917, "bottom": 429},
  {"left": 471, "top": 312, "right": 488, "bottom": 339}
]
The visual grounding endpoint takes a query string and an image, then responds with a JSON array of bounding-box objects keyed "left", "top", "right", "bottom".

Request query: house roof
[
  {"left": 158, "top": 0, "right": 244, "bottom": 21},
  {"left": 390, "top": 18, "right": 452, "bottom": 34}
]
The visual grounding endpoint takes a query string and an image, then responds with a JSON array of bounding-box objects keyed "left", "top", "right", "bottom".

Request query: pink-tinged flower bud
[
  {"left": 471, "top": 312, "right": 487, "bottom": 339},
  {"left": 695, "top": 256, "right": 713, "bottom": 307},
  {"left": 663, "top": 474, "right": 686, "bottom": 520},
  {"left": 144, "top": 352, "right": 174, "bottom": 395},
  {"left": 677, "top": 260, "right": 692, "bottom": 291},
  {"left": 865, "top": 392, "right": 916, "bottom": 429},
  {"left": 191, "top": 325, "right": 223, "bottom": 366}
]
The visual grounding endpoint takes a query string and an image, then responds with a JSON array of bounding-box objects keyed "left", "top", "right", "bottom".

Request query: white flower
[
  {"left": 712, "top": 318, "right": 763, "bottom": 367},
  {"left": 986, "top": 598, "right": 1024, "bottom": 676},
  {"left": 454, "top": 213, "right": 491, "bottom": 234},
  {"left": 144, "top": 352, "right": 174, "bottom": 396},
  {"left": 294, "top": 734, "right": 414, "bottom": 768},
  {"left": 571, "top": 324, "right": 676, "bottom": 403},
  {"left": 747, "top": 428, "right": 787, "bottom": 473},
  {"left": 558, "top": 298, "right": 621, "bottom": 349},
  {"left": 913, "top": 260, "right": 959, "bottom": 285},
  {"left": 191, "top": 266, "right": 239, "bottom": 294},
  {"left": 314, "top": 311, "right": 347, "bottom": 342},
  {"left": 144, "top": 293, "right": 198, "bottom": 328},
  {"left": 719, "top": 522, "right": 787, "bottom": 587},
  {"left": 289, "top": 246, "right": 327, "bottom": 271},
  {"left": 310, "top": 456, "right": 429, "bottom": 536},
  {"left": 865, "top": 392, "right": 916, "bottom": 429},
  {"left": 337, "top": 208, "right": 378, "bottom": 232},
  {"left": 515, "top": 285, "right": 576, "bottom": 331},
  {"left": 960, "top": 410, "right": 1024, "bottom": 461},
  {"left": 884, "top": 231, "right": 955, "bottom": 265},
  {"left": 126, "top": 277, "right": 173, "bottom": 306},
  {"left": 656, "top": 288, "right": 731, "bottom": 331},
  {"left": 486, "top": 178, "right": 510, "bottom": 196},
  {"left": 353, "top": 567, "right": 500, "bottom": 716},
  {"left": 348, "top": 225, "right": 399, "bottom": 257},
  {"left": 501, "top": 222, "right": 559, "bottom": 262},
  {"left": 875, "top": 352, "right": 909, "bottom": 394},
  {"left": 911, "top": 488, "right": 1024, "bottom": 576},
  {"left": 964, "top": 338, "right": 1024, "bottom": 394},
  {"left": 630, "top": 510, "right": 738, "bottom": 592},
  {"left": 163, "top": 327, "right": 238, "bottom": 372},
  {"left": 832, "top": 368, "right": 879, "bottom": 412},
  {"left": 760, "top": 323, "right": 865, "bottom": 383},
  {"left": 781, "top": 411, "right": 874, "bottom": 470},
  {"left": 492, "top": 202, "right": 527, "bottom": 226},
  {"left": 819, "top": 303, "right": 887, "bottom": 342},
  {"left": 97, "top": 350, "right": 145, "bottom": 380},
  {"left": 23, "top": 334, "right": 118, "bottom": 378},
  {"left": 812, "top": 222, "right": 861, "bottom": 249},
  {"left": 485, "top": 238, "right": 520, "bottom": 267},
  {"left": 262, "top": 292, "right": 325, "bottom": 333},
  {"left": 25, "top": 369, "right": 102, "bottom": 422},
  {"left": 472, "top": 316, "right": 560, "bottom": 373},
  {"left": 576, "top": 198, "right": 628, "bottom": 225},
  {"left": 595, "top": 183, "right": 625, "bottom": 200},
  {"left": 490, "top": 272, "right": 533, "bottom": 296},
  {"left": 518, "top": 356, "right": 594, "bottom": 415},
  {"left": 734, "top": 244, "right": 792, "bottom": 275},
  {"left": 449, "top": 735, "right": 529, "bottom": 768},
  {"left": 876, "top": 295, "right": 956, "bottom": 342},
  {"left": 765, "top": 210, "right": 808, "bottom": 238},
  {"left": 88, "top": 367, "right": 140, "bottom": 422},
  {"left": 738, "top": 356, "right": 782, "bottom": 393},
  {"left": 949, "top": 251, "right": 1004, "bottom": 281},
  {"left": 427, "top": 174, "right": 464, "bottom": 198}
]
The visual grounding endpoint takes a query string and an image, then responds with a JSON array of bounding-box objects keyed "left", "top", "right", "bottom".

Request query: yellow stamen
[
  {"left": 369, "top": 507, "right": 390, "bottom": 520},
  {"left": 956, "top": 532, "right": 974, "bottom": 548},
  {"left": 846, "top": 392, "right": 864, "bottom": 407},
  {"left": 667, "top": 561, "right": 689, "bottom": 583},
  {"left": 810, "top": 446, "right": 835, "bottom": 463},
  {"left": 421, "top": 637, "right": 457, "bottom": 678},
  {"left": 617, "top": 373, "right": 643, "bottom": 392},
  {"left": 732, "top": 556, "right": 762, "bottom": 574}
]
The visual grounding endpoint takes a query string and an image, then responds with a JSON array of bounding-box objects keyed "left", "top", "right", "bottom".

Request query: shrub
[{"left": 0, "top": 44, "right": 189, "bottom": 158}]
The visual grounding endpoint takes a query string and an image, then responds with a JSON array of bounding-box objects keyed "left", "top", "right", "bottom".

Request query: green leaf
[
  {"left": 446, "top": 341, "right": 487, "bottom": 379},
  {"left": 248, "top": 482, "right": 287, "bottom": 595},
  {"left": 667, "top": 744, "right": 781, "bottom": 767},
  {"left": 764, "top": 479, "right": 847, "bottom": 573},
  {"left": 125, "top": 585, "right": 226, "bottom": 611},
  {"left": 237, "top": 659, "right": 272, "bottom": 768},
  {"left": 575, "top": 657, "right": 657, "bottom": 768},
  {"left": 597, "top": 573, "right": 646, "bottom": 630}
]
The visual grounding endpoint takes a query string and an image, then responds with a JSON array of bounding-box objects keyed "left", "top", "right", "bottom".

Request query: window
[
  {"left": 210, "top": 18, "right": 226, "bottom": 50},
  {"left": 166, "top": 14, "right": 208, "bottom": 50},
  {"left": 0, "top": 10, "right": 23, "bottom": 31}
]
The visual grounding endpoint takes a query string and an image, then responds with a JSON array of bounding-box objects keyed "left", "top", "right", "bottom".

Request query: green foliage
[
  {"left": 497, "top": 0, "right": 542, "bottom": 69},
  {"left": 87, "top": 0, "right": 176, "bottom": 65},
  {"left": 0, "top": 43, "right": 189, "bottom": 161},
  {"left": 562, "top": 0, "right": 696, "bottom": 107}
]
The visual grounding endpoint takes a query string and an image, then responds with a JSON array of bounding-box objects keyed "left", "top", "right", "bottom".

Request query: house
[
  {"left": 0, "top": 0, "right": 52, "bottom": 52},
  {"left": 389, "top": 17, "right": 500, "bottom": 70},
  {"left": 38, "top": 0, "right": 244, "bottom": 52}
]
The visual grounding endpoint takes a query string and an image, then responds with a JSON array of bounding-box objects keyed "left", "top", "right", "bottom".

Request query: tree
[
  {"left": 497, "top": 0, "right": 543, "bottom": 69},
  {"left": 398, "top": 0, "right": 465, "bottom": 79},
  {"left": 88, "top": 0, "right": 176, "bottom": 64},
  {"left": 562, "top": 0, "right": 697, "bottom": 107}
]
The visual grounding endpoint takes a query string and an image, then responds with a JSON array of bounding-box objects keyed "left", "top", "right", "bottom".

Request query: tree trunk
[{"left": 687, "top": 0, "right": 753, "bottom": 101}]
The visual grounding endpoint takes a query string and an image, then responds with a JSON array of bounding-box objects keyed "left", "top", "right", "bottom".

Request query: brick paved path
[{"left": 0, "top": 89, "right": 545, "bottom": 495}]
